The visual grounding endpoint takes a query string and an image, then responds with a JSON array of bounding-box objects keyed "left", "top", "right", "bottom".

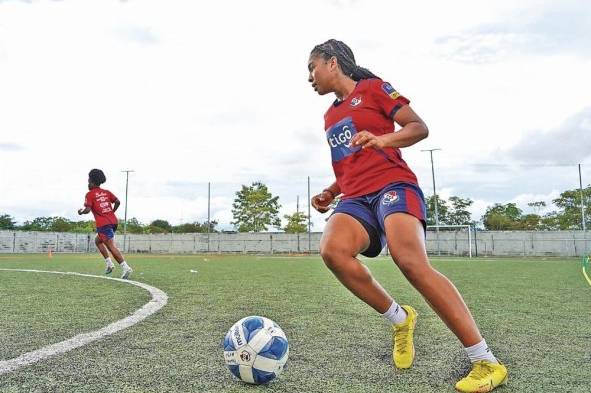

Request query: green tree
[
  {"left": 50, "top": 217, "right": 75, "bottom": 232},
  {"left": 19, "top": 216, "right": 76, "bottom": 232},
  {"left": 71, "top": 220, "right": 96, "bottom": 233},
  {"left": 519, "top": 214, "right": 541, "bottom": 230},
  {"left": 425, "top": 195, "right": 449, "bottom": 226},
  {"left": 551, "top": 186, "right": 591, "bottom": 230},
  {"left": 447, "top": 196, "right": 474, "bottom": 225},
  {"left": 172, "top": 220, "right": 218, "bottom": 233},
  {"left": 539, "top": 212, "right": 560, "bottom": 230},
  {"left": 0, "top": 214, "right": 16, "bottom": 230},
  {"left": 482, "top": 203, "right": 523, "bottom": 230},
  {"left": 21, "top": 217, "right": 54, "bottom": 231},
  {"left": 150, "top": 219, "right": 172, "bottom": 231},
  {"left": 232, "top": 182, "right": 281, "bottom": 232},
  {"left": 144, "top": 225, "right": 168, "bottom": 234},
  {"left": 122, "top": 217, "right": 146, "bottom": 234},
  {"left": 282, "top": 212, "right": 310, "bottom": 233}
]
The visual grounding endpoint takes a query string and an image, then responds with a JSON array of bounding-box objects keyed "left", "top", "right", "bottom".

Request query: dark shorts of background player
[
  {"left": 332, "top": 182, "right": 427, "bottom": 257},
  {"left": 96, "top": 224, "right": 118, "bottom": 242}
]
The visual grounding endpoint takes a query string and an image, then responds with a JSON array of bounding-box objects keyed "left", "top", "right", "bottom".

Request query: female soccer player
[
  {"left": 308, "top": 39, "right": 507, "bottom": 392},
  {"left": 78, "top": 169, "right": 133, "bottom": 279}
]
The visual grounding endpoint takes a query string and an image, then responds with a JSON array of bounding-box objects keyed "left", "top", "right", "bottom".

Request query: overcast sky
[{"left": 1, "top": 0, "right": 590, "bottom": 231}]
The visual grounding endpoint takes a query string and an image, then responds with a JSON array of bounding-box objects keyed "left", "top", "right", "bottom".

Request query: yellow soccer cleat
[
  {"left": 455, "top": 360, "right": 508, "bottom": 392},
  {"left": 392, "top": 305, "right": 418, "bottom": 369}
]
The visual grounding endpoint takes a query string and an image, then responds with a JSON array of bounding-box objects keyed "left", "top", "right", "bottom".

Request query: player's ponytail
[
  {"left": 310, "top": 39, "right": 379, "bottom": 81},
  {"left": 89, "top": 169, "right": 106, "bottom": 186}
]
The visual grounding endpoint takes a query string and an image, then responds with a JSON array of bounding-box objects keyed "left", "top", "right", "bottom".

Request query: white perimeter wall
[{"left": 0, "top": 230, "right": 589, "bottom": 257}]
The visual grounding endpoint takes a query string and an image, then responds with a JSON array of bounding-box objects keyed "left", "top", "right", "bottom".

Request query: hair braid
[{"left": 310, "top": 39, "right": 379, "bottom": 81}]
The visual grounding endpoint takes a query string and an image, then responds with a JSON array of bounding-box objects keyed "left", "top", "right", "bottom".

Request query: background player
[
  {"left": 78, "top": 169, "right": 133, "bottom": 279},
  {"left": 308, "top": 39, "right": 507, "bottom": 392}
]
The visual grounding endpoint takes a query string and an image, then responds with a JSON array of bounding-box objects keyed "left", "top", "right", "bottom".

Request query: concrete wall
[
  {"left": 1, "top": 230, "right": 589, "bottom": 257},
  {"left": 0, "top": 230, "right": 323, "bottom": 255},
  {"left": 122, "top": 232, "right": 323, "bottom": 254},
  {"left": 426, "top": 230, "right": 591, "bottom": 257}
]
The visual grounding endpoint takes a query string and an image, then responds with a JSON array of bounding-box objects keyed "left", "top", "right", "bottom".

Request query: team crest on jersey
[
  {"left": 382, "top": 191, "right": 399, "bottom": 205},
  {"left": 350, "top": 96, "right": 362, "bottom": 107},
  {"left": 381, "top": 82, "right": 401, "bottom": 100}
]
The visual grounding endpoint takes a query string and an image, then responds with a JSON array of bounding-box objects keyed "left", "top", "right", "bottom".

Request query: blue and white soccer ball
[{"left": 223, "top": 316, "right": 289, "bottom": 384}]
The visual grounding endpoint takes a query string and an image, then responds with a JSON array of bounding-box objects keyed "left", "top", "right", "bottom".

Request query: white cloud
[
  {"left": 0, "top": 0, "right": 589, "bottom": 231},
  {"left": 508, "top": 107, "right": 591, "bottom": 164}
]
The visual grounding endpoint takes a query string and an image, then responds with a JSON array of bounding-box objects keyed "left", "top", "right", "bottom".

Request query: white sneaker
[
  {"left": 121, "top": 267, "right": 133, "bottom": 280},
  {"left": 105, "top": 265, "right": 115, "bottom": 275}
]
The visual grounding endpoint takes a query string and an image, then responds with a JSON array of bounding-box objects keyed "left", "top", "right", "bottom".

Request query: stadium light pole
[
  {"left": 296, "top": 195, "right": 300, "bottom": 253},
  {"left": 207, "top": 182, "right": 211, "bottom": 252},
  {"left": 421, "top": 149, "right": 441, "bottom": 255},
  {"left": 579, "top": 164, "right": 586, "bottom": 231},
  {"left": 307, "top": 176, "right": 311, "bottom": 253},
  {"left": 207, "top": 182, "right": 211, "bottom": 233},
  {"left": 121, "top": 170, "right": 134, "bottom": 252}
]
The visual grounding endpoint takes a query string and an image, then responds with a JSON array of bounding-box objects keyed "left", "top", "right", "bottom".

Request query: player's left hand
[
  {"left": 351, "top": 130, "right": 386, "bottom": 149},
  {"left": 77, "top": 208, "right": 84, "bottom": 215}
]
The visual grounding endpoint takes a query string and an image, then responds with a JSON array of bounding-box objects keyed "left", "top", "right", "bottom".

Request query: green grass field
[{"left": 0, "top": 254, "right": 589, "bottom": 392}]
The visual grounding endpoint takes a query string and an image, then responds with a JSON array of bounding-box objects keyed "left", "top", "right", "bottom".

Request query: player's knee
[
  {"left": 320, "top": 241, "right": 354, "bottom": 270},
  {"left": 392, "top": 254, "right": 430, "bottom": 281},
  {"left": 320, "top": 242, "right": 343, "bottom": 264}
]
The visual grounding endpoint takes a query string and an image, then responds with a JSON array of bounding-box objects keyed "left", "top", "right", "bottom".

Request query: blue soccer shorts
[
  {"left": 96, "top": 224, "right": 118, "bottom": 242},
  {"left": 332, "top": 182, "right": 427, "bottom": 257}
]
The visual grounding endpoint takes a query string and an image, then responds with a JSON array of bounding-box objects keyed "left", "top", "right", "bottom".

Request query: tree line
[
  {"left": 426, "top": 185, "right": 590, "bottom": 230},
  {"left": 1, "top": 183, "right": 589, "bottom": 233},
  {"left": 0, "top": 215, "right": 217, "bottom": 234}
]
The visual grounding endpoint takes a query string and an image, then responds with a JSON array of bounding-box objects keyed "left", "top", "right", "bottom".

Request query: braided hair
[
  {"left": 88, "top": 169, "right": 106, "bottom": 186},
  {"left": 310, "top": 39, "right": 379, "bottom": 81}
]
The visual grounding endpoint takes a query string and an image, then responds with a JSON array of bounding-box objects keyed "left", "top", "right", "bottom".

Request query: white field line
[{"left": 0, "top": 269, "right": 168, "bottom": 376}]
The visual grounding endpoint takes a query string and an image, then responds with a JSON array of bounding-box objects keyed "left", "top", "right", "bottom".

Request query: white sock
[
  {"left": 105, "top": 257, "right": 114, "bottom": 267},
  {"left": 381, "top": 301, "right": 408, "bottom": 324},
  {"left": 120, "top": 261, "right": 131, "bottom": 270},
  {"left": 465, "top": 339, "right": 498, "bottom": 363}
]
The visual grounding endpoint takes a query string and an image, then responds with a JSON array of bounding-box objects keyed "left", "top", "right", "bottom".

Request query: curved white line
[{"left": 0, "top": 269, "right": 168, "bottom": 376}]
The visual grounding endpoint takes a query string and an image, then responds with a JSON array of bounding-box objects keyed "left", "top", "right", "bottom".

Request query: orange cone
[{"left": 48, "top": 247, "right": 53, "bottom": 259}]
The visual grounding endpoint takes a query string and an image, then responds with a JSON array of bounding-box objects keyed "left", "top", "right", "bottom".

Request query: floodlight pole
[
  {"left": 307, "top": 176, "right": 311, "bottom": 253},
  {"left": 207, "top": 182, "right": 211, "bottom": 252},
  {"left": 207, "top": 182, "right": 211, "bottom": 232},
  {"left": 422, "top": 149, "right": 442, "bottom": 255},
  {"left": 297, "top": 195, "right": 300, "bottom": 253},
  {"left": 121, "top": 170, "right": 134, "bottom": 252},
  {"left": 579, "top": 164, "right": 586, "bottom": 231}
]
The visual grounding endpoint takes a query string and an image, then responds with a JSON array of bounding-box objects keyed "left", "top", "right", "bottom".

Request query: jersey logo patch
[
  {"left": 382, "top": 191, "right": 399, "bottom": 205},
  {"left": 381, "top": 82, "right": 401, "bottom": 100},
  {"left": 350, "top": 96, "right": 362, "bottom": 107},
  {"left": 326, "top": 117, "right": 361, "bottom": 162}
]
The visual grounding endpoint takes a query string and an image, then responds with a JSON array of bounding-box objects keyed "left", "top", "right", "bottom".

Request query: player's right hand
[{"left": 311, "top": 191, "right": 333, "bottom": 213}]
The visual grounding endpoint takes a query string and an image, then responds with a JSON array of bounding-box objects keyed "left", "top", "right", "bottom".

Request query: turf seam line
[{"left": 0, "top": 269, "right": 168, "bottom": 376}]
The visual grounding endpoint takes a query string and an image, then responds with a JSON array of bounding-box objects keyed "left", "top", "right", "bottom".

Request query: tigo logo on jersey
[
  {"left": 350, "top": 96, "right": 362, "bottom": 107},
  {"left": 382, "top": 191, "right": 399, "bottom": 205},
  {"left": 326, "top": 117, "right": 361, "bottom": 162},
  {"left": 381, "top": 82, "right": 401, "bottom": 100}
]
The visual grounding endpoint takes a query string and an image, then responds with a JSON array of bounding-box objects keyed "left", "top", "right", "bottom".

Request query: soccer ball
[{"left": 223, "top": 316, "right": 289, "bottom": 384}]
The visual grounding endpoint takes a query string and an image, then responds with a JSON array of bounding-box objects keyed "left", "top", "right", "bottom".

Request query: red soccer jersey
[
  {"left": 324, "top": 78, "right": 418, "bottom": 199},
  {"left": 84, "top": 187, "right": 119, "bottom": 228}
]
